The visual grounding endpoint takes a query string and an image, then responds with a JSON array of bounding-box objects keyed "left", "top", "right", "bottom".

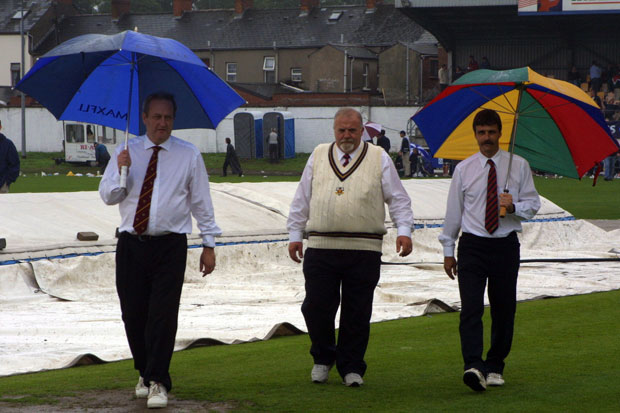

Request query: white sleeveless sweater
[{"left": 306, "top": 142, "right": 386, "bottom": 252}]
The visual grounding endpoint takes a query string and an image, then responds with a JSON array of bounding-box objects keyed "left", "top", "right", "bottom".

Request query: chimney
[
  {"left": 300, "top": 0, "right": 320, "bottom": 13},
  {"left": 173, "top": 0, "right": 192, "bottom": 17},
  {"left": 234, "top": 0, "right": 253, "bottom": 15},
  {"left": 111, "top": 0, "right": 130, "bottom": 20},
  {"left": 366, "top": 0, "right": 383, "bottom": 12}
]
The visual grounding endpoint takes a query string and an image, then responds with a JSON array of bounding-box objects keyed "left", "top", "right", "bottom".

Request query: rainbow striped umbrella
[{"left": 412, "top": 67, "right": 619, "bottom": 179}]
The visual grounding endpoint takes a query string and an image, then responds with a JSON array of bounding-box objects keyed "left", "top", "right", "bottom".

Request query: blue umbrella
[
  {"left": 16, "top": 30, "right": 245, "bottom": 136},
  {"left": 16, "top": 30, "right": 245, "bottom": 186}
]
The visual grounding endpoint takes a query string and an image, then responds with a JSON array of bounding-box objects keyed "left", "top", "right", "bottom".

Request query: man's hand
[
  {"left": 288, "top": 242, "right": 304, "bottom": 263},
  {"left": 200, "top": 247, "right": 216, "bottom": 277},
  {"left": 444, "top": 256, "right": 457, "bottom": 279},
  {"left": 396, "top": 236, "right": 412, "bottom": 257},
  {"left": 499, "top": 192, "right": 514, "bottom": 214},
  {"left": 117, "top": 149, "right": 131, "bottom": 173}
]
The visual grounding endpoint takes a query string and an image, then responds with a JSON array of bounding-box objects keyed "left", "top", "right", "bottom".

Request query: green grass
[
  {"left": 12, "top": 152, "right": 620, "bottom": 219},
  {"left": 1, "top": 290, "right": 619, "bottom": 411}
]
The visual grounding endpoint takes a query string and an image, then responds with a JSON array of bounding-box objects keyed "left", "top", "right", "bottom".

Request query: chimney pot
[
  {"left": 234, "top": 0, "right": 254, "bottom": 15},
  {"left": 111, "top": 0, "right": 130, "bottom": 20},
  {"left": 173, "top": 0, "right": 193, "bottom": 17},
  {"left": 300, "top": 0, "right": 320, "bottom": 12}
]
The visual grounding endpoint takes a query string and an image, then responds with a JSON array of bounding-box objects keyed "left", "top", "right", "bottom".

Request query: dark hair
[
  {"left": 225, "top": 137, "right": 231, "bottom": 144},
  {"left": 142, "top": 92, "right": 177, "bottom": 117},
  {"left": 472, "top": 109, "right": 502, "bottom": 133},
  {"left": 400, "top": 130, "right": 406, "bottom": 134}
]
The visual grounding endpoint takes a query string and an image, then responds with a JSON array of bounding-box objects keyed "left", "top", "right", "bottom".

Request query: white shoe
[
  {"left": 343, "top": 373, "right": 364, "bottom": 387},
  {"left": 311, "top": 364, "right": 332, "bottom": 383},
  {"left": 463, "top": 368, "right": 486, "bottom": 391},
  {"left": 487, "top": 372, "right": 505, "bottom": 386},
  {"left": 135, "top": 376, "right": 148, "bottom": 398},
  {"left": 147, "top": 381, "right": 168, "bottom": 409}
]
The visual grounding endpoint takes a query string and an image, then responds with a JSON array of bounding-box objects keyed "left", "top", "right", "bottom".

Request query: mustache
[{"left": 482, "top": 140, "right": 495, "bottom": 145}]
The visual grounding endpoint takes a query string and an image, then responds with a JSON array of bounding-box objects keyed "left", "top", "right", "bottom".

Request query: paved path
[{"left": 587, "top": 220, "right": 620, "bottom": 232}]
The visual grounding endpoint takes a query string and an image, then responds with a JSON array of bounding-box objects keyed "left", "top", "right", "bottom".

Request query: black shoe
[{"left": 463, "top": 368, "right": 486, "bottom": 392}]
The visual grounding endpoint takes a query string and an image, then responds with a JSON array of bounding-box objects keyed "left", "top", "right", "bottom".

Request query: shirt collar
[
  {"left": 335, "top": 141, "right": 364, "bottom": 162},
  {"left": 476, "top": 149, "right": 504, "bottom": 167},
  {"left": 143, "top": 135, "right": 172, "bottom": 151}
]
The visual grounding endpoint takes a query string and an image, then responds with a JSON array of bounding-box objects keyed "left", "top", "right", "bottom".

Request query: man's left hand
[
  {"left": 200, "top": 247, "right": 216, "bottom": 277},
  {"left": 396, "top": 236, "right": 413, "bottom": 257}
]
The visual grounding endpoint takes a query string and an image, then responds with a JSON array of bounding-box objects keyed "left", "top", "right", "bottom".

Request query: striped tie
[
  {"left": 342, "top": 153, "right": 351, "bottom": 166},
  {"left": 133, "top": 146, "right": 162, "bottom": 235},
  {"left": 485, "top": 159, "right": 499, "bottom": 234}
]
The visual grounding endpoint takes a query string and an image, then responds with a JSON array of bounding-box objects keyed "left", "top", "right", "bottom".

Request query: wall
[
  {"left": 0, "top": 106, "right": 421, "bottom": 155},
  {"left": 0, "top": 35, "right": 32, "bottom": 87}
]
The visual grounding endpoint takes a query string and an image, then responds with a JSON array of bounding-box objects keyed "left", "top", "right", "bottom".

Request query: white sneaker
[
  {"left": 343, "top": 373, "right": 364, "bottom": 387},
  {"left": 463, "top": 368, "right": 486, "bottom": 391},
  {"left": 147, "top": 381, "right": 168, "bottom": 409},
  {"left": 487, "top": 372, "right": 505, "bottom": 386},
  {"left": 311, "top": 364, "right": 332, "bottom": 383},
  {"left": 135, "top": 376, "right": 148, "bottom": 398}
]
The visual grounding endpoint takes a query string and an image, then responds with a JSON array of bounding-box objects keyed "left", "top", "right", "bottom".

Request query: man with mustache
[
  {"left": 440, "top": 109, "right": 540, "bottom": 391},
  {"left": 287, "top": 108, "right": 414, "bottom": 387}
]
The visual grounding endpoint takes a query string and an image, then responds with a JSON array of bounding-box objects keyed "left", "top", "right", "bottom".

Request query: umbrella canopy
[
  {"left": 16, "top": 30, "right": 245, "bottom": 136},
  {"left": 412, "top": 67, "right": 619, "bottom": 179},
  {"left": 362, "top": 121, "right": 381, "bottom": 142}
]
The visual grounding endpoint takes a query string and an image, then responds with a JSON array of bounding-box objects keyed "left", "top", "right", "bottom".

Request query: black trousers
[
  {"left": 116, "top": 232, "right": 188, "bottom": 391},
  {"left": 301, "top": 248, "right": 381, "bottom": 378},
  {"left": 457, "top": 232, "right": 520, "bottom": 375},
  {"left": 269, "top": 143, "right": 279, "bottom": 163}
]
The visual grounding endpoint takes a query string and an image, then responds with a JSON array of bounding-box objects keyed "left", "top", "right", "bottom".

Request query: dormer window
[{"left": 329, "top": 11, "right": 343, "bottom": 22}]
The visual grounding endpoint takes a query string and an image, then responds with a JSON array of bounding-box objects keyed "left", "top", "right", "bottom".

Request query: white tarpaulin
[{"left": 1, "top": 180, "right": 620, "bottom": 377}]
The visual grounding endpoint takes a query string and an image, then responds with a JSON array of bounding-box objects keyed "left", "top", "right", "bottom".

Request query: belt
[{"left": 122, "top": 232, "right": 180, "bottom": 242}]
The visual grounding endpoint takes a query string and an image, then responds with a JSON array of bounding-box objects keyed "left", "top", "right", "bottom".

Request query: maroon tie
[
  {"left": 485, "top": 159, "right": 499, "bottom": 234},
  {"left": 133, "top": 146, "right": 162, "bottom": 235},
  {"left": 342, "top": 153, "right": 351, "bottom": 166}
]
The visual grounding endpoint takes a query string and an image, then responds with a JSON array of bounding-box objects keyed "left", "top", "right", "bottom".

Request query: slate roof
[
  {"left": 0, "top": 0, "right": 53, "bottom": 34},
  {"left": 33, "top": 4, "right": 425, "bottom": 55}
]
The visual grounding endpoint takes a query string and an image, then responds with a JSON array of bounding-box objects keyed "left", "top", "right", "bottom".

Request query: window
[
  {"left": 226, "top": 63, "right": 237, "bottom": 82},
  {"left": 363, "top": 64, "right": 370, "bottom": 90},
  {"left": 263, "top": 57, "right": 275, "bottom": 71},
  {"left": 429, "top": 59, "right": 439, "bottom": 78},
  {"left": 328, "top": 11, "right": 342, "bottom": 22},
  {"left": 291, "top": 68, "right": 302, "bottom": 83},
  {"left": 65, "top": 124, "right": 85, "bottom": 143},
  {"left": 10, "top": 63, "right": 20, "bottom": 87},
  {"left": 11, "top": 10, "right": 29, "bottom": 20}
]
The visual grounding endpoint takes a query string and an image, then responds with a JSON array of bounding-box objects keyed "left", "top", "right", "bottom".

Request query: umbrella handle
[
  {"left": 499, "top": 189, "right": 509, "bottom": 218},
  {"left": 120, "top": 165, "right": 128, "bottom": 189}
]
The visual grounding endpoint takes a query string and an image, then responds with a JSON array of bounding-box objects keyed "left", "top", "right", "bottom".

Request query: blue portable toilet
[
  {"left": 233, "top": 111, "right": 264, "bottom": 159},
  {"left": 263, "top": 111, "right": 295, "bottom": 159}
]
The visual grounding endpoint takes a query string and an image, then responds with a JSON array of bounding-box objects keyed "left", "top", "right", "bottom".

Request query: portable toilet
[
  {"left": 263, "top": 111, "right": 295, "bottom": 159},
  {"left": 233, "top": 111, "right": 264, "bottom": 159}
]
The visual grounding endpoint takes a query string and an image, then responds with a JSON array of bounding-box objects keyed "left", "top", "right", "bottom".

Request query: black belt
[{"left": 121, "top": 232, "right": 181, "bottom": 242}]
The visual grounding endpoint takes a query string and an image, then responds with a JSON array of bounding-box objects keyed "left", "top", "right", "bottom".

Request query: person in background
[
  {"left": 567, "top": 66, "right": 581, "bottom": 87},
  {"left": 376, "top": 129, "right": 391, "bottom": 153},
  {"left": 0, "top": 120, "right": 20, "bottom": 193},
  {"left": 222, "top": 137, "right": 243, "bottom": 177},
  {"left": 268, "top": 128, "right": 279, "bottom": 163},
  {"left": 287, "top": 107, "right": 414, "bottom": 388},
  {"left": 440, "top": 109, "right": 540, "bottom": 392},
  {"left": 99, "top": 92, "right": 220, "bottom": 409},
  {"left": 438, "top": 64, "right": 450, "bottom": 91},
  {"left": 480, "top": 57, "right": 491, "bottom": 70},
  {"left": 399, "top": 130, "right": 411, "bottom": 177},
  {"left": 467, "top": 56, "right": 479, "bottom": 72},
  {"left": 94, "top": 142, "right": 111, "bottom": 172}
]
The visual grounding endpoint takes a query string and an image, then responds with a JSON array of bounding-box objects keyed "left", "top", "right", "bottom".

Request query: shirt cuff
[
  {"left": 443, "top": 246, "right": 455, "bottom": 257},
  {"left": 201, "top": 235, "right": 216, "bottom": 248},
  {"left": 289, "top": 230, "right": 304, "bottom": 243},
  {"left": 396, "top": 225, "right": 412, "bottom": 238}
]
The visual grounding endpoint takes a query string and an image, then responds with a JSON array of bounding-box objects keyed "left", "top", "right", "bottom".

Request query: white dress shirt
[
  {"left": 99, "top": 135, "right": 221, "bottom": 247},
  {"left": 439, "top": 149, "right": 541, "bottom": 257},
  {"left": 287, "top": 142, "right": 415, "bottom": 243}
]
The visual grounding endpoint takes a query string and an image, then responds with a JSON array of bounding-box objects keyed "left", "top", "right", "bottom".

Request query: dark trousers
[
  {"left": 269, "top": 143, "right": 279, "bottom": 163},
  {"left": 301, "top": 248, "right": 381, "bottom": 378},
  {"left": 457, "top": 232, "right": 520, "bottom": 375},
  {"left": 116, "top": 232, "right": 188, "bottom": 391}
]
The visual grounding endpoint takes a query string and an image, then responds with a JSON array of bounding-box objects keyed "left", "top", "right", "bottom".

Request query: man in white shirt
[
  {"left": 268, "top": 128, "right": 279, "bottom": 163},
  {"left": 99, "top": 92, "right": 220, "bottom": 409},
  {"left": 287, "top": 108, "right": 414, "bottom": 387},
  {"left": 439, "top": 109, "right": 540, "bottom": 392}
]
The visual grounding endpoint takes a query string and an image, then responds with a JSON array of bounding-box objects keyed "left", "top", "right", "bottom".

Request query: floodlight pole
[{"left": 20, "top": 0, "right": 26, "bottom": 158}]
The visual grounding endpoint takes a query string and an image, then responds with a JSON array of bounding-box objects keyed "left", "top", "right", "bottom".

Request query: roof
[
  {"left": 33, "top": 4, "right": 425, "bottom": 55},
  {"left": 330, "top": 44, "right": 378, "bottom": 59},
  {"left": 396, "top": 0, "right": 517, "bottom": 7},
  {"left": 0, "top": 0, "right": 53, "bottom": 34}
]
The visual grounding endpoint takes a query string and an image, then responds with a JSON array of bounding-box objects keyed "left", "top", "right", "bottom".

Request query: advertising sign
[{"left": 519, "top": 0, "right": 620, "bottom": 14}]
